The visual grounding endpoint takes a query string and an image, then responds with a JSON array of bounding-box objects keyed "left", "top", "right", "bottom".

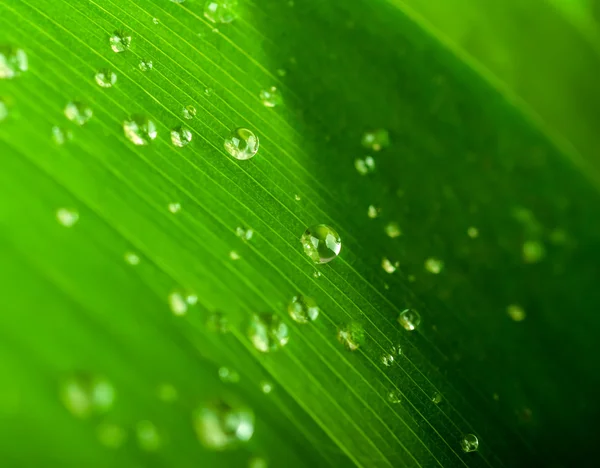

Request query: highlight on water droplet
[
  {"left": 60, "top": 372, "right": 115, "bottom": 418},
  {"left": 387, "top": 390, "right": 401, "bottom": 404},
  {"left": 300, "top": 224, "right": 341, "bottom": 264},
  {"left": 157, "top": 383, "right": 178, "bottom": 403},
  {"left": 398, "top": 308, "right": 421, "bottom": 331},
  {"left": 64, "top": 101, "right": 92, "bottom": 126},
  {"left": 467, "top": 226, "right": 479, "bottom": 238},
  {"left": 259, "top": 86, "right": 282, "bottom": 107},
  {"left": 355, "top": 156, "right": 375, "bottom": 175},
  {"left": 367, "top": 205, "right": 380, "bottom": 219},
  {"left": 259, "top": 381, "right": 273, "bottom": 394},
  {"left": 218, "top": 367, "right": 240, "bottom": 383},
  {"left": 123, "top": 115, "right": 157, "bottom": 146},
  {"left": 522, "top": 240, "right": 545, "bottom": 263},
  {"left": 56, "top": 208, "right": 79, "bottom": 227},
  {"left": 168, "top": 202, "right": 181, "bottom": 214},
  {"left": 224, "top": 127, "right": 259, "bottom": 160},
  {"left": 507, "top": 304, "right": 526, "bottom": 322},
  {"left": 136, "top": 420, "right": 161, "bottom": 451},
  {"left": 385, "top": 222, "right": 401, "bottom": 238},
  {"left": 460, "top": 433, "right": 479, "bottom": 452},
  {"left": 361, "top": 129, "right": 389, "bottom": 151},
  {"left": 203, "top": 0, "right": 239, "bottom": 24},
  {"left": 138, "top": 59, "right": 153, "bottom": 72},
  {"left": 288, "top": 295, "right": 319, "bottom": 324},
  {"left": 0, "top": 46, "right": 28, "bottom": 79},
  {"left": 52, "top": 126, "right": 73, "bottom": 145},
  {"left": 381, "top": 257, "right": 398, "bottom": 274},
  {"left": 248, "top": 314, "right": 289, "bottom": 352},
  {"left": 337, "top": 322, "right": 364, "bottom": 351},
  {"left": 124, "top": 251, "right": 140, "bottom": 265},
  {"left": 109, "top": 30, "right": 131, "bottom": 53},
  {"left": 95, "top": 68, "right": 117, "bottom": 88},
  {"left": 182, "top": 105, "right": 197, "bottom": 119},
  {"left": 171, "top": 126, "right": 192, "bottom": 147},
  {"left": 424, "top": 257, "right": 443, "bottom": 274},
  {"left": 97, "top": 422, "right": 127, "bottom": 449},
  {"left": 193, "top": 398, "right": 254, "bottom": 450}
]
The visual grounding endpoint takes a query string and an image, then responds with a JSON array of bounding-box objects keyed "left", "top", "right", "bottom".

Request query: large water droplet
[
  {"left": 354, "top": 156, "right": 375, "bottom": 175},
  {"left": 337, "top": 322, "right": 364, "bottom": 351},
  {"left": 361, "top": 129, "right": 389, "bottom": 151},
  {"left": 0, "top": 46, "right": 28, "bottom": 79},
  {"left": 136, "top": 420, "right": 162, "bottom": 451},
  {"left": 56, "top": 208, "right": 79, "bottom": 227},
  {"left": 64, "top": 101, "right": 92, "bottom": 126},
  {"left": 507, "top": 304, "right": 526, "bottom": 322},
  {"left": 259, "top": 86, "right": 282, "bottom": 107},
  {"left": 460, "top": 433, "right": 479, "bottom": 452},
  {"left": 123, "top": 116, "right": 157, "bottom": 146},
  {"left": 203, "top": 1, "right": 239, "bottom": 24},
  {"left": 248, "top": 314, "right": 289, "bottom": 352},
  {"left": 300, "top": 224, "right": 341, "bottom": 264},
  {"left": 193, "top": 399, "right": 254, "bottom": 450},
  {"left": 109, "top": 31, "right": 131, "bottom": 53},
  {"left": 424, "top": 257, "right": 443, "bottom": 274},
  {"left": 288, "top": 295, "right": 319, "bottom": 323},
  {"left": 398, "top": 308, "right": 421, "bottom": 331},
  {"left": 224, "top": 127, "right": 259, "bottom": 160},
  {"left": 97, "top": 422, "right": 127, "bottom": 448},
  {"left": 60, "top": 373, "right": 115, "bottom": 418},
  {"left": 171, "top": 126, "right": 192, "bottom": 147},
  {"left": 95, "top": 68, "right": 117, "bottom": 88}
]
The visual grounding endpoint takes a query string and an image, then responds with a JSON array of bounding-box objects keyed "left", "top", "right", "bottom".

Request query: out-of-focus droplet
[
  {"left": 381, "top": 257, "right": 398, "bottom": 274},
  {"left": 95, "top": 69, "right": 117, "bottom": 88},
  {"left": 203, "top": 1, "right": 238, "bottom": 24},
  {"left": 361, "top": 129, "right": 389, "bottom": 151},
  {"left": 218, "top": 367, "right": 240, "bottom": 383},
  {"left": 193, "top": 399, "right": 254, "bottom": 450},
  {"left": 424, "top": 257, "right": 443, "bottom": 274},
  {"left": 138, "top": 59, "right": 153, "bottom": 72},
  {"left": 467, "top": 226, "right": 479, "bottom": 238},
  {"left": 182, "top": 105, "right": 197, "bottom": 119},
  {"left": 259, "top": 86, "right": 282, "bottom": 107},
  {"left": 171, "top": 126, "right": 192, "bottom": 147},
  {"left": 313, "top": 270, "right": 321, "bottom": 278},
  {"left": 60, "top": 373, "right": 115, "bottom": 418},
  {"left": 288, "top": 295, "right": 319, "bottom": 323},
  {"left": 276, "top": 68, "right": 286, "bottom": 77},
  {"left": 205, "top": 87, "right": 213, "bottom": 96},
  {"left": 229, "top": 250, "right": 241, "bottom": 260},
  {"left": 97, "top": 423, "right": 127, "bottom": 449},
  {"left": 337, "top": 322, "right": 364, "bottom": 351},
  {"left": 169, "top": 290, "right": 195, "bottom": 316},
  {"left": 260, "top": 381, "right": 273, "bottom": 394},
  {"left": 109, "top": 31, "right": 131, "bottom": 53},
  {"left": 294, "top": 194, "right": 301, "bottom": 201},
  {"left": 385, "top": 222, "right": 401, "bottom": 238},
  {"left": 460, "top": 434, "right": 479, "bottom": 452},
  {"left": 522, "top": 240, "right": 545, "bottom": 263},
  {"left": 157, "top": 383, "right": 178, "bottom": 403},
  {"left": 398, "top": 308, "right": 421, "bottom": 331},
  {"left": 432, "top": 392, "right": 442, "bottom": 404},
  {"left": 0, "top": 46, "right": 28, "bottom": 79},
  {"left": 387, "top": 390, "right": 401, "bottom": 404},
  {"left": 52, "top": 126, "right": 72, "bottom": 145},
  {"left": 168, "top": 202, "right": 181, "bottom": 214},
  {"left": 136, "top": 420, "right": 161, "bottom": 451},
  {"left": 152, "top": 17, "right": 160, "bottom": 25},
  {"left": 507, "top": 304, "right": 526, "bottom": 322},
  {"left": 124, "top": 251, "right": 140, "bottom": 265},
  {"left": 381, "top": 353, "right": 395, "bottom": 366},
  {"left": 300, "top": 224, "right": 341, "bottom": 264},
  {"left": 224, "top": 127, "right": 259, "bottom": 160},
  {"left": 367, "top": 205, "right": 380, "bottom": 219},
  {"left": 56, "top": 208, "right": 79, "bottom": 227},
  {"left": 235, "top": 226, "right": 253, "bottom": 241},
  {"left": 248, "top": 314, "right": 289, "bottom": 352},
  {"left": 123, "top": 116, "right": 157, "bottom": 146},
  {"left": 64, "top": 101, "right": 92, "bottom": 126},
  {"left": 248, "top": 456, "right": 268, "bottom": 468},
  {"left": 355, "top": 156, "right": 375, "bottom": 175}
]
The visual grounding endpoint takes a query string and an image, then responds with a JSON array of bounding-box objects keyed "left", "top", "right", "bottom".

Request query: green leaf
[{"left": 1, "top": 0, "right": 599, "bottom": 466}]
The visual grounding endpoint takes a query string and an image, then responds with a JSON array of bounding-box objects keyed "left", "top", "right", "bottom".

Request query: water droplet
[
  {"left": 52, "top": 126, "right": 73, "bottom": 145},
  {"left": 136, "top": 420, "right": 161, "bottom": 451},
  {"left": 124, "top": 251, "right": 140, "bottom": 265},
  {"left": 182, "top": 105, "right": 197, "bottom": 119},
  {"left": 432, "top": 392, "right": 442, "bottom": 404},
  {"left": 507, "top": 304, "right": 526, "bottom": 322},
  {"left": 168, "top": 202, "right": 181, "bottom": 213},
  {"left": 361, "top": 129, "right": 389, "bottom": 151},
  {"left": 109, "top": 30, "right": 131, "bottom": 53},
  {"left": 460, "top": 433, "right": 479, "bottom": 452},
  {"left": 138, "top": 59, "right": 153, "bottom": 72},
  {"left": 235, "top": 226, "right": 253, "bottom": 241},
  {"left": 224, "top": 127, "right": 259, "bottom": 160},
  {"left": 56, "top": 208, "right": 79, "bottom": 227},
  {"left": 381, "top": 353, "right": 395, "bottom": 366},
  {"left": 294, "top": 194, "right": 301, "bottom": 201},
  {"left": 0, "top": 46, "right": 28, "bottom": 79},
  {"left": 203, "top": 1, "right": 238, "bottom": 24},
  {"left": 313, "top": 270, "right": 321, "bottom": 278},
  {"left": 385, "top": 222, "right": 401, "bottom": 238},
  {"left": 170, "top": 126, "right": 192, "bottom": 147},
  {"left": 123, "top": 115, "right": 157, "bottom": 145},
  {"left": 152, "top": 17, "right": 160, "bottom": 25},
  {"left": 168, "top": 290, "right": 193, "bottom": 316},
  {"left": 424, "top": 257, "right": 443, "bottom": 274},
  {"left": 337, "top": 322, "right": 364, "bottom": 351},
  {"left": 94, "top": 68, "right": 117, "bottom": 88},
  {"left": 218, "top": 367, "right": 240, "bottom": 383},
  {"left": 522, "top": 240, "right": 545, "bottom": 263},
  {"left": 248, "top": 314, "right": 289, "bottom": 352},
  {"left": 97, "top": 422, "right": 127, "bottom": 448},
  {"left": 0, "top": 99, "right": 7, "bottom": 121},
  {"left": 157, "top": 383, "right": 178, "bottom": 402},
  {"left": 248, "top": 456, "right": 268, "bottom": 468},
  {"left": 64, "top": 101, "right": 92, "bottom": 126},
  {"left": 60, "top": 373, "right": 115, "bottom": 418},
  {"left": 354, "top": 156, "right": 375, "bottom": 175},
  {"left": 300, "top": 224, "right": 341, "bottom": 264},
  {"left": 467, "top": 226, "right": 479, "bottom": 238},
  {"left": 259, "top": 381, "right": 273, "bottom": 394},
  {"left": 206, "top": 311, "right": 229, "bottom": 332},
  {"left": 205, "top": 87, "right": 214, "bottom": 96},
  {"left": 193, "top": 399, "right": 254, "bottom": 450},
  {"left": 229, "top": 250, "right": 241, "bottom": 260},
  {"left": 367, "top": 205, "right": 380, "bottom": 219},
  {"left": 288, "top": 295, "right": 319, "bottom": 323},
  {"left": 259, "top": 86, "right": 282, "bottom": 107},
  {"left": 398, "top": 308, "right": 421, "bottom": 331},
  {"left": 381, "top": 257, "right": 398, "bottom": 274},
  {"left": 387, "top": 390, "right": 401, "bottom": 404}
]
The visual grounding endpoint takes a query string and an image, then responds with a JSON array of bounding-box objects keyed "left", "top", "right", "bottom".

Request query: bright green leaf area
[{"left": 1, "top": 0, "right": 599, "bottom": 467}]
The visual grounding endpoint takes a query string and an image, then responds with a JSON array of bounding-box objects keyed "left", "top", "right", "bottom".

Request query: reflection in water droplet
[
  {"left": 52, "top": 126, "right": 73, "bottom": 145},
  {"left": 460, "top": 433, "right": 479, "bottom": 452},
  {"left": 300, "top": 224, "right": 341, "bottom": 264},
  {"left": 259, "top": 86, "right": 282, "bottom": 107},
  {"left": 157, "top": 383, "right": 178, "bottom": 402},
  {"left": 203, "top": 1, "right": 238, "bottom": 24},
  {"left": 109, "top": 31, "right": 131, "bottom": 53},
  {"left": 124, "top": 251, "right": 140, "bottom": 265},
  {"left": 276, "top": 68, "right": 286, "bottom": 77},
  {"left": 355, "top": 156, "right": 375, "bottom": 175},
  {"left": 138, "top": 59, "right": 153, "bottom": 72},
  {"left": 95, "top": 69, "right": 117, "bottom": 88},
  {"left": 432, "top": 392, "right": 442, "bottom": 404},
  {"left": 385, "top": 222, "right": 401, "bottom": 238},
  {"left": 235, "top": 226, "right": 253, "bottom": 241},
  {"left": 381, "top": 257, "right": 398, "bottom": 274},
  {"left": 387, "top": 390, "right": 401, "bottom": 404},
  {"left": 337, "top": 322, "right": 364, "bottom": 351},
  {"left": 467, "top": 226, "right": 479, "bottom": 238},
  {"left": 398, "top": 309, "right": 421, "bottom": 331},
  {"left": 0, "top": 46, "right": 28, "bottom": 79},
  {"left": 288, "top": 295, "right": 319, "bottom": 323},
  {"left": 522, "top": 240, "right": 545, "bottom": 263},
  {"left": 218, "top": 367, "right": 240, "bottom": 383},
  {"left": 361, "top": 129, "right": 389, "bottom": 151},
  {"left": 193, "top": 399, "right": 254, "bottom": 450},
  {"left": 123, "top": 116, "right": 157, "bottom": 146},
  {"left": 168, "top": 202, "right": 181, "bottom": 214},
  {"left": 182, "top": 105, "right": 197, "bottom": 119},
  {"left": 64, "top": 101, "right": 92, "bottom": 126},
  {"left": 424, "top": 257, "right": 443, "bottom": 274},
  {"left": 56, "top": 208, "right": 79, "bottom": 227},
  {"left": 248, "top": 314, "right": 289, "bottom": 352},
  {"left": 136, "top": 420, "right": 161, "bottom": 451},
  {"left": 97, "top": 423, "right": 126, "bottom": 448},
  {"left": 171, "top": 126, "right": 192, "bottom": 147},
  {"left": 60, "top": 373, "right": 115, "bottom": 418},
  {"left": 507, "top": 304, "right": 526, "bottom": 322},
  {"left": 367, "top": 205, "right": 380, "bottom": 219},
  {"left": 260, "top": 381, "right": 273, "bottom": 394},
  {"left": 224, "top": 127, "right": 259, "bottom": 160}
]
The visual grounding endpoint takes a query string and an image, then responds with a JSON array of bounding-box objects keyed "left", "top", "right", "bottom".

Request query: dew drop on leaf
[
  {"left": 432, "top": 392, "right": 442, "bottom": 404},
  {"left": 367, "top": 205, "right": 380, "bottom": 219},
  {"left": 259, "top": 86, "right": 282, "bottom": 108},
  {"left": 60, "top": 373, "right": 115, "bottom": 418},
  {"left": 136, "top": 420, "right": 161, "bottom": 451},
  {"left": 288, "top": 295, "right": 319, "bottom": 323},
  {"left": 467, "top": 226, "right": 479, "bottom": 238},
  {"left": 398, "top": 308, "right": 421, "bottom": 331},
  {"left": 522, "top": 240, "right": 545, "bottom": 263},
  {"left": 124, "top": 251, "right": 140, "bottom": 265},
  {"left": 64, "top": 101, "right": 92, "bottom": 126},
  {"left": 460, "top": 433, "right": 479, "bottom": 452},
  {"left": 424, "top": 257, "right": 444, "bottom": 274},
  {"left": 0, "top": 46, "right": 27, "bottom": 79},
  {"left": 381, "top": 353, "right": 395, "bottom": 366},
  {"left": 193, "top": 399, "right": 254, "bottom": 450},
  {"left": 168, "top": 202, "right": 181, "bottom": 214},
  {"left": 381, "top": 257, "right": 398, "bottom": 274},
  {"left": 168, "top": 290, "right": 192, "bottom": 316},
  {"left": 294, "top": 194, "right": 301, "bottom": 201},
  {"left": 123, "top": 116, "right": 157, "bottom": 146},
  {"left": 507, "top": 304, "right": 526, "bottom": 322},
  {"left": 203, "top": 1, "right": 238, "bottom": 24},
  {"left": 248, "top": 456, "right": 268, "bottom": 468},
  {"left": 354, "top": 156, "right": 375, "bottom": 175},
  {"left": 260, "top": 381, "right": 273, "bottom": 394},
  {"left": 224, "top": 127, "right": 259, "bottom": 160},
  {"left": 337, "top": 322, "right": 364, "bottom": 351},
  {"left": 94, "top": 68, "right": 117, "bottom": 88},
  {"left": 206, "top": 311, "right": 229, "bottom": 333},
  {"left": 235, "top": 226, "right": 254, "bottom": 241},
  {"left": 182, "top": 105, "right": 197, "bottom": 119},
  {"left": 171, "top": 126, "right": 192, "bottom": 147},
  {"left": 229, "top": 250, "right": 241, "bottom": 260},
  {"left": 52, "top": 126, "right": 72, "bottom": 145},
  {"left": 109, "top": 30, "right": 131, "bottom": 53},
  {"left": 387, "top": 390, "right": 401, "bottom": 404},
  {"left": 138, "top": 59, "right": 153, "bottom": 72},
  {"left": 248, "top": 314, "right": 289, "bottom": 353},
  {"left": 56, "top": 208, "right": 79, "bottom": 227},
  {"left": 361, "top": 129, "right": 389, "bottom": 151},
  {"left": 384, "top": 222, "right": 401, "bottom": 238},
  {"left": 300, "top": 224, "right": 342, "bottom": 264}
]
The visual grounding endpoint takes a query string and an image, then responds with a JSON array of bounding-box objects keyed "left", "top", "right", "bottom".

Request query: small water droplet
[
  {"left": 56, "top": 208, "right": 79, "bottom": 227},
  {"left": 260, "top": 381, "right": 273, "bottom": 394},
  {"left": 288, "top": 295, "right": 319, "bottom": 323},
  {"left": 398, "top": 308, "right": 421, "bottom": 331},
  {"left": 385, "top": 222, "right": 401, "bottom": 238},
  {"left": 97, "top": 423, "right": 126, "bottom": 448},
  {"left": 313, "top": 270, "right": 321, "bottom": 278},
  {"left": 381, "top": 257, "right": 398, "bottom": 274},
  {"left": 123, "top": 115, "right": 157, "bottom": 146},
  {"left": 206, "top": 311, "right": 229, "bottom": 333},
  {"left": 157, "top": 383, "right": 178, "bottom": 402},
  {"left": 168, "top": 202, "right": 181, "bottom": 213},
  {"left": 381, "top": 353, "right": 395, "bottom": 366},
  {"left": 507, "top": 304, "right": 526, "bottom": 322},
  {"left": 387, "top": 390, "right": 401, "bottom": 404},
  {"left": 337, "top": 322, "right": 364, "bottom": 351},
  {"left": 424, "top": 257, "right": 443, "bottom": 274},
  {"left": 294, "top": 194, "right": 301, "bottom": 201},
  {"left": 193, "top": 399, "right": 254, "bottom": 450},
  {"left": 64, "top": 101, "right": 92, "bottom": 126},
  {"left": 138, "top": 59, "right": 153, "bottom": 72},
  {"left": 171, "top": 126, "right": 192, "bottom": 147},
  {"left": 355, "top": 156, "right": 375, "bottom": 175},
  {"left": 522, "top": 240, "right": 545, "bottom": 263},
  {"left": 0, "top": 46, "right": 28, "bottom": 79},
  {"left": 168, "top": 290, "right": 193, "bottom": 316},
  {"left": 361, "top": 129, "right": 389, "bottom": 151},
  {"left": 124, "top": 251, "right": 140, "bottom": 265},
  {"left": 94, "top": 68, "right": 117, "bottom": 88},
  {"left": 182, "top": 105, "right": 197, "bottom": 119},
  {"left": 136, "top": 420, "right": 161, "bottom": 451},
  {"left": 52, "top": 126, "right": 73, "bottom": 145},
  {"left": 235, "top": 226, "right": 253, "bottom": 241},
  {"left": 203, "top": 0, "right": 238, "bottom": 24},
  {"left": 259, "top": 86, "right": 282, "bottom": 107},
  {"left": 218, "top": 366, "right": 240, "bottom": 383},
  {"left": 467, "top": 226, "right": 479, "bottom": 238},
  {"left": 109, "top": 30, "right": 131, "bottom": 53},
  {"left": 229, "top": 250, "right": 241, "bottom": 260},
  {"left": 248, "top": 456, "right": 268, "bottom": 468},
  {"left": 460, "top": 433, "right": 479, "bottom": 452},
  {"left": 300, "top": 224, "right": 341, "bottom": 264},
  {"left": 367, "top": 205, "right": 380, "bottom": 219},
  {"left": 224, "top": 127, "right": 259, "bottom": 160},
  {"left": 205, "top": 87, "right": 214, "bottom": 96},
  {"left": 60, "top": 373, "right": 115, "bottom": 418},
  {"left": 248, "top": 314, "right": 289, "bottom": 352},
  {"left": 152, "top": 17, "right": 160, "bottom": 25},
  {"left": 432, "top": 392, "right": 442, "bottom": 404}
]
